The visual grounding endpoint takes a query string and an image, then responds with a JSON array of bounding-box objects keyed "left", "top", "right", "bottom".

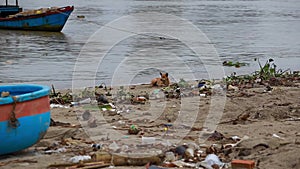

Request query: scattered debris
[
  {"left": 91, "top": 144, "right": 102, "bottom": 150},
  {"left": 50, "top": 86, "right": 73, "bottom": 104},
  {"left": 231, "top": 159, "right": 255, "bottom": 169},
  {"left": 69, "top": 155, "right": 91, "bottom": 163},
  {"left": 91, "top": 151, "right": 163, "bottom": 166},
  {"left": 272, "top": 133, "right": 284, "bottom": 140},
  {"left": 50, "top": 104, "right": 69, "bottom": 109},
  {"left": 200, "top": 93, "right": 206, "bottom": 97},
  {"left": 178, "top": 78, "right": 189, "bottom": 88},
  {"left": 44, "top": 147, "right": 67, "bottom": 154},
  {"left": 128, "top": 125, "right": 140, "bottom": 135},
  {"left": 227, "top": 85, "right": 239, "bottom": 92},
  {"left": 79, "top": 98, "right": 92, "bottom": 104},
  {"left": 22, "top": 62, "right": 299, "bottom": 169},
  {"left": 208, "top": 131, "right": 225, "bottom": 141},
  {"left": 131, "top": 95, "right": 147, "bottom": 104},
  {"left": 174, "top": 145, "right": 187, "bottom": 157},
  {"left": 50, "top": 118, "right": 79, "bottom": 128},
  {"left": 171, "top": 160, "right": 196, "bottom": 168},
  {"left": 96, "top": 94, "right": 109, "bottom": 104},
  {"left": 108, "top": 141, "right": 120, "bottom": 152},
  {"left": 204, "top": 154, "right": 225, "bottom": 168},
  {"left": 231, "top": 136, "right": 241, "bottom": 142},
  {"left": 282, "top": 117, "right": 300, "bottom": 122}
]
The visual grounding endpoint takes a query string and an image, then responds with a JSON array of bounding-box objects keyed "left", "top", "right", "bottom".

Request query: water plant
[
  {"left": 224, "top": 58, "right": 299, "bottom": 86},
  {"left": 223, "top": 61, "right": 249, "bottom": 68}
]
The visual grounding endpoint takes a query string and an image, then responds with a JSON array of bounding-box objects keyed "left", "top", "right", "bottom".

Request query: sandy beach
[{"left": 0, "top": 75, "right": 299, "bottom": 169}]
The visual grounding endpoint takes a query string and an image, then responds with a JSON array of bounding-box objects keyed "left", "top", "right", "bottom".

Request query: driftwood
[
  {"left": 92, "top": 152, "right": 163, "bottom": 166},
  {"left": 48, "top": 161, "right": 109, "bottom": 169},
  {"left": 47, "top": 152, "right": 163, "bottom": 169}
]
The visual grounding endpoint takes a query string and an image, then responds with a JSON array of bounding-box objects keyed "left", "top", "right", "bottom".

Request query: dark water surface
[{"left": 0, "top": 0, "right": 299, "bottom": 88}]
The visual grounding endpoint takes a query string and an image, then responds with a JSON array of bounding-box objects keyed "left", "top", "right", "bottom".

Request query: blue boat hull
[
  {"left": 0, "top": 84, "right": 51, "bottom": 155},
  {"left": 0, "top": 112, "right": 50, "bottom": 155},
  {"left": 0, "top": 6, "right": 73, "bottom": 32}
]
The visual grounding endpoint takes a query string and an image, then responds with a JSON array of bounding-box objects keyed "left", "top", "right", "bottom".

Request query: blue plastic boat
[
  {"left": 0, "top": 0, "right": 73, "bottom": 32},
  {"left": 0, "top": 84, "right": 51, "bottom": 155}
]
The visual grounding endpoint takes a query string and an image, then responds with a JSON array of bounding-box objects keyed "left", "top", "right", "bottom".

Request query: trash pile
[
  {"left": 46, "top": 81, "right": 260, "bottom": 169},
  {"left": 46, "top": 81, "right": 258, "bottom": 169},
  {"left": 49, "top": 59, "right": 300, "bottom": 111},
  {"left": 49, "top": 79, "right": 225, "bottom": 110},
  {"left": 42, "top": 129, "right": 258, "bottom": 169},
  {"left": 42, "top": 59, "right": 300, "bottom": 169}
]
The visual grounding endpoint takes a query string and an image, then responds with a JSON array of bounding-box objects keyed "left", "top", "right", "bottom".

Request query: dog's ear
[
  {"left": 166, "top": 73, "right": 168, "bottom": 77},
  {"left": 160, "top": 72, "right": 162, "bottom": 76}
]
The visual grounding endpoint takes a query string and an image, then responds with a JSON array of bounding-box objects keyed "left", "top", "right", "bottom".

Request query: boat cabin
[{"left": 0, "top": 0, "right": 22, "bottom": 17}]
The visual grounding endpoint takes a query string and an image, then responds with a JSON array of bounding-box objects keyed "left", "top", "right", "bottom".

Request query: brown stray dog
[{"left": 151, "top": 72, "right": 170, "bottom": 87}]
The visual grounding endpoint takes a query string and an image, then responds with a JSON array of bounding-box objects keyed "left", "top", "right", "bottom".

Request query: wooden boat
[
  {"left": 0, "top": 0, "right": 73, "bottom": 32},
  {"left": 0, "top": 84, "right": 51, "bottom": 155}
]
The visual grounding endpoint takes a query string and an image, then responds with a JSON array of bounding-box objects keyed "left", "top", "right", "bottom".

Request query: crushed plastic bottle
[
  {"left": 204, "top": 154, "right": 225, "bottom": 167},
  {"left": 69, "top": 155, "right": 91, "bottom": 163},
  {"left": 108, "top": 141, "right": 120, "bottom": 151}
]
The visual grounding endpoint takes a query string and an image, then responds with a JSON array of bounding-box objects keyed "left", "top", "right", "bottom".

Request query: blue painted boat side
[
  {"left": 0, "top": 111, "right": 50, "bottom": 155},
  {"left": 0, "top": 84, "right": 50, "bottom": 105},
  {"left": 0, "top": 10, "right": 72, "bottom": 31}
]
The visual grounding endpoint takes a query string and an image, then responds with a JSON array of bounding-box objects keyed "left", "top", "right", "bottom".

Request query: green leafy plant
[
  {"left": 223, "top": 61, "right": 249, "bottom": 68},
  {"left": 254, "top": 58, "right": 289, "bottom": 80},
  {"left": 223, "top": 58, "right": 297, "bottom": 86}
]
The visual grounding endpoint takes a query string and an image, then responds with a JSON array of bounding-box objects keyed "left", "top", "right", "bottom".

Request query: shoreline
[
  {"left": 2, "top": 57, "right": 299, "bottom": 90},
  {"left": 1, "top": 68, "right": 299, "bottom": 169}
]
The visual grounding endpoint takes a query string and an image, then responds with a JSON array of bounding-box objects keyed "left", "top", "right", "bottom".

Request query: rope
[
  {"left": 85, "top": 20, "right": 179, "bottom": 41},
  {"left": 9, "top": 96, "right": 20, "bottom": 128}
]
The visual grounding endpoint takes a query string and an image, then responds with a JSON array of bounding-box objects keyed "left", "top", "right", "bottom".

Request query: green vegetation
[
  {"left": 225, "top": 58, "right": 299, "bottom": 86},
  {"left": 223, "top": 61, "right": 249, "bottom": 68}
]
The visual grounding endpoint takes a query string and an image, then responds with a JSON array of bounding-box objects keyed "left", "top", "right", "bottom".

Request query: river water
[{"left": 0, "top": 0, "right": 299, "bottom": 88}]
